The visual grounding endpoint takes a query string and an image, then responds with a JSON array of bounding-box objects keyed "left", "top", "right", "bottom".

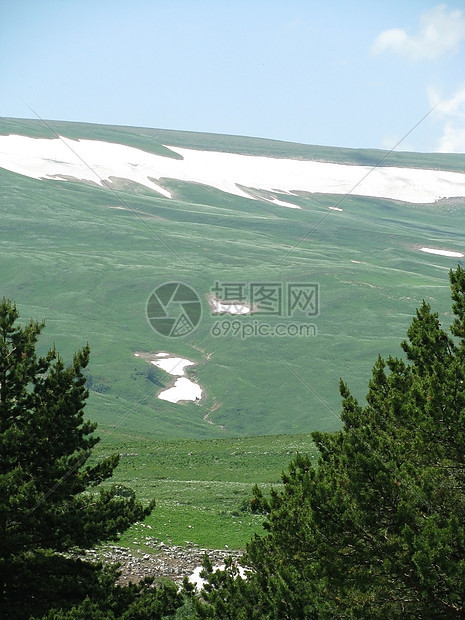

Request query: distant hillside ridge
[{"left": 1, "top": 116, "right": 464, "bottom": 171}]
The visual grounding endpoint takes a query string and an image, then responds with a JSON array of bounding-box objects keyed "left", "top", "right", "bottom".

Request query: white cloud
[
  {"left": 429, "top": 83, "right": 465, "bottom": 118},
  {"left": 429, "top": 84, "right": 465, "bottom": 152},
  {"left": 437, "top": 123, "right": 465, "bottom": 152},
  {"left": 372, "top": 4, "right": 465, "bottom": 61}
]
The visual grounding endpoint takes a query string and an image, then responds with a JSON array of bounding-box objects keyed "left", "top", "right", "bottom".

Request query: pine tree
[
  {"left": 194, "top": 266, "right": 465, "bottom": 618},
  {"left": 0, "top": 299, "right": 155, "bottom": 619}
]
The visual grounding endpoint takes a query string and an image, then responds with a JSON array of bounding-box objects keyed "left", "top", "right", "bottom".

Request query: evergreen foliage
[
  {"left": 194, "top": 267, "right": 465, "bottom": 618},
  {"left": 0, "top": 299, "right": 156, "bottom": 619}
]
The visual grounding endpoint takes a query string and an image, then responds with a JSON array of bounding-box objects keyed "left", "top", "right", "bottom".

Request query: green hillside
[
  {"left": 1, "top": 117, "right": 464, "bottom": 443},
  {"left": 1, "top": 116, "right": 464, "bottom": 550},
  {"left": 95, "top": 432, "right": 319, "bottom": 550}
]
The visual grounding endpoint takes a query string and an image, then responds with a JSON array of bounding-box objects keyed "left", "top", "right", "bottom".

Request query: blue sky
[{"left": 1, "top": 1, "right": 464, "bottom": 152}]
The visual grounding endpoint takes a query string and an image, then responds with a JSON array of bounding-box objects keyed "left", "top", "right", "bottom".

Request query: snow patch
[
  {"left": 209, "top": 297, "right": 251, "bottom": 315},
  {"left": 0, "top": 134, "right": 171, "bottom": 197},
  {"left": 1, "top": 134, "right": 464, "bottom": 205},
  {"left": 150, "top": 354, "right": 203, "bottom": 403},
  {"left": 420, "top": 247, "right": 464, "bottom": 258},
  {"left": 150, "top": 357, "right": 194, "bottom": 376},
  {"left": 265, "top": 196, "right": 301, "bottom": 209},
  {"left": 158, "top": 377, "right": 202, "bottom": 403}
]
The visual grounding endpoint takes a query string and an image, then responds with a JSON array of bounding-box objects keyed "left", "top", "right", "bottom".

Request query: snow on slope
[
  {"left": 420, "top": 247, "right": 464, "bottom": 258},
  {"left": 0, "top": 134, "right": 464, "bottom": 205}
]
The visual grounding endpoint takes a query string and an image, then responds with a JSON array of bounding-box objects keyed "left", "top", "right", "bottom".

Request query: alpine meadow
[{"left": 1, "top": 116, "right": 465, "bottom": 618}]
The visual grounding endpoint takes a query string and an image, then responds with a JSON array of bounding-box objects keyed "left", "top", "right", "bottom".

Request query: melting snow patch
[
  {"left": 158, "top": 377, "right": 202, "bottom": 403},
  {"left": 1, "top": 134, "right": 464, "bottom": 205},
  {"left": 0, "top": 134, "right": 172, "bottom": 197},
  {"left": 209, "top": 297, "right": 251, "bottom": 314},
  {"left": 150, "top": 354, "right": 203, "bottom": 403},
  {"left": 265, "top": 196, "right": 301, "bottom": 209},
  {"left": 420, "top": 247, "right": 464, "bottom": 258},
  {"left": 151, "top": 357, "right": 194, "bottom": 376}
]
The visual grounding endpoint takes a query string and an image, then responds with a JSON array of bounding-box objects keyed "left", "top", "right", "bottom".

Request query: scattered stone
[{"left": 81, "top": 541, "right": 242, "bottom": 586}]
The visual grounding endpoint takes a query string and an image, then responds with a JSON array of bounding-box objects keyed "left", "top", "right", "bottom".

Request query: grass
[
  {"left": 93, "top": 434, "right": 319, "bottom": 550},
  {"left": 1, "top": 116, "right": 464, "bottom": 549},
  {"left": 2, "top": 157, "right": 461, "bottom": 440}
]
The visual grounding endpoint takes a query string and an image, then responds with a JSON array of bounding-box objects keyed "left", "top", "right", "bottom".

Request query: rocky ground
[{"left": 84, "top": 541, "right": 243, "bottom": 587}]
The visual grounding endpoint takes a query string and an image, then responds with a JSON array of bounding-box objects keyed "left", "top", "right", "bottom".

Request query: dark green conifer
[
  {"left": 194, "top": 267, "right": 465, "bottom": 619},
  {"left": 0, "top": 299, "right": 155, "bottom": 619}
]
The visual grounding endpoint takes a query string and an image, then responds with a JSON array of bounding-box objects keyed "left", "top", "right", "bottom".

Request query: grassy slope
[
  {"left": 94, "top": 433, "right": 319, "bottom": 550},
  {"left": 3, "top": 115, "right": 465, "bottom": 170},
  {"left": 1, "top": 117, "right": 464, "bottom": 548}
]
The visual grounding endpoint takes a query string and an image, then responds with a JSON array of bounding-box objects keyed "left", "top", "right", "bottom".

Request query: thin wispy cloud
[
  {"left": 372, "top": 4, "right": 465, "bottom": 62},
  {"left": 429, "top": 83, "right": 465, "bottom": 117},
  {"left": 429, "top": 83, "right": 465, "bottom": 152}
]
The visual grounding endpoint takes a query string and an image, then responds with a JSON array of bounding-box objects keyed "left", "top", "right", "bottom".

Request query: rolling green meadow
[{"left": 1, "top": 116, "right": 464, "bottom": 550}]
